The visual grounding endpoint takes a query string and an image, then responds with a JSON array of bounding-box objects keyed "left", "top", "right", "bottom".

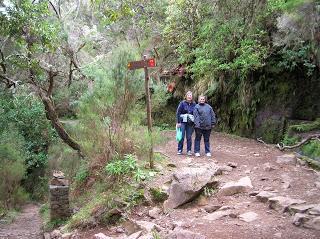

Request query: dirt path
[
  {"left": 0, "top": 204, "right": 42, "bottom": 239},
  {"left": 77, "top": 131, "right": 320, "bottom": 238}
]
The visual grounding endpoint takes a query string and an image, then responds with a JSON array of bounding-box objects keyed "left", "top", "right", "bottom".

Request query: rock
[
  {"left": 148, "top": 207, "right": 162, "bottom": 219},
  {"left": 51, "top": 230, "right": 62, "bottom": 239},
  {"left": 163, "top": 164, "right": 219, "bottom": 211},
  {"left": 173, "top": 220, "right": 193, "bottom": 229},
  {"left": 282, "top": 182, "right": 291, "bottom": 189},
  {"left": 139, "top": 233, "right": 155, "bottom": 239},
  {"left": 308, "top": 204, "right": 320, "bottom": 215},
  {"left": 217, "top": 165, "right": 233, "bottom": 174},
  {"left": 219, "top": 205, "right": 234, "bottom": 211},
  {"left": 297, "top": 158, "right": 307, "bottom": 166},
  {"left": 218, "top": 176, "right": 253, "bottom": 196},
  {"left": 116, "top": 227, "right": 125, "bottom": 233},
  {"left": 127, "top": 231, "right": 143, "bottom": 239},
  {"left": 202, "top": 210, "right": 233, "bottom": 221},
  {"left": 227, "top": 162, "right": 238, "bottom": 168},
  {"left": 288, "top": 204, "right": 317, "bottom": 214},
  {"left": 304, "top": 216, "right": 320, "bottom": 230},
  {"left": 292, "top": 213, "right": 313, "bottom": 226},
  {"left": 166, "top": 227, "right": 206, "bottom": 239},
  {"left": 315, "top": 182, "right": 320, "bottom": 189},
  {"left": 249, "top": 191, "right": 259, "bottom": 196},
  {"left": 94, "top": 233, "right": 112, "bottom": 239},
  {"left": 204, "top": 204, "right": 222, "bottom": 213},
  {"left": 196, "top": 195, "right": 209, "bottom": 206},
  {"left": 44, "top": 233, "right": 51, "bottom": 239},
  {"left": 274, "top": 232, "right": 282, "bottom": 238},
  {"left": 244, "top": 170, "right": 251, "bottom": 174},
  {"left": 62, "top": 233, "right": 73, "bottom": 239},
  {"left": 167, "top": 163, "right": 177, "bottom": 168},
  {"left": 135, "top": 220, "right": 160, "bottom": 233},
  {"left": 269, "top": 196, "right": 306, "bottom": 213},
  {"left": 276, "top": 154, "right": 297, "bottom": 165},
  {"left": 263, "top": 163, "right": 276, "bottom": 171},
  {"left": 123, "top": 219, "right": 143, "bottom": 235},
  {"left": 253, "top": 153, "right": 260, "bottom": 157},
  {"left": 239, "top": 212, "right": 258, "bottom": 222}
]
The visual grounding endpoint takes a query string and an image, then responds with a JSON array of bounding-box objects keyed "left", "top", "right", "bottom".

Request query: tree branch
[
  {"left": 277, "top": 134, "right": 320, "bottom": 151},
  {"left": 0, "top": 74, "right": 17, "bottom": 88},
  {"left": 49, "top": 1, "right": 60, "bottom": 18}
]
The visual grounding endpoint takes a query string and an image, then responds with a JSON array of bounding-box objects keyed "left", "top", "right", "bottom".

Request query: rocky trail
[
  {"left": 82, "top": 131, "right": 320, "bottom": 239},
  {"left": 2, "top": 131, "right": 320, "bottom": 239},
  {"left": 0, "top": 204, "right": 42, "bottom": 239}
]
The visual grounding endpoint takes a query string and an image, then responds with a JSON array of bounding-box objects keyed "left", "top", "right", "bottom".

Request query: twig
[{"left": 256, "top": 137, "right": 268, "bottom": 146}]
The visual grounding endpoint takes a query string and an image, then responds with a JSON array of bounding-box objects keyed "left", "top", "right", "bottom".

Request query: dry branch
[{"left": 277, "top": 134, "right": 320, "bottom": 151}]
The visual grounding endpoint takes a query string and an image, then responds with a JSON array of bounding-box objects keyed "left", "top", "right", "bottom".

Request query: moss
[
  {"left": 149, "top": 187, "right": 168, "bottom": 203},
  {"left": 302, "top": 140, "right": 320, "bottom": 161}
]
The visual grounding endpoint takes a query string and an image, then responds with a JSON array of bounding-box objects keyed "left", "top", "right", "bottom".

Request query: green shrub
[
  {"left": 302, "top": 140, "right": 320, "bottom": 160},
  {"left": 0, "top": 127, "right": 28, "bottom": 209}
]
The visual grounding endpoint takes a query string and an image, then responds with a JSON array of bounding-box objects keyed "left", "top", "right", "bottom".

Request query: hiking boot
[
  {"left": 195, "top": 152, "right": 200, "bottom": 157},
  {"left": 187, "top": 151, "right": 192, "bottom": 156},
  {"left": 177, "top": 150, "right": 182, "bottom": 155},
  {"left": 206, "top": 152, "right": 212, "bottom": 157}
]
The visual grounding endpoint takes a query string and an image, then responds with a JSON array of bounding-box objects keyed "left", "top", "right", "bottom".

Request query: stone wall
[{"left": 49, "top": 174, "right": 71, "bottom": 221}]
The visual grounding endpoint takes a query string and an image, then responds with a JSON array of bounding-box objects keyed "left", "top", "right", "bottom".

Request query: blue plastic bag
[{"left": 176, "top": 127, "right": 182, "bottom": 142}]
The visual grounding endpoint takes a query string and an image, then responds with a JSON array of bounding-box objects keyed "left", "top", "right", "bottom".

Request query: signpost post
[{"left": 128, "top": 56, "right": 156, "bottom": 168}]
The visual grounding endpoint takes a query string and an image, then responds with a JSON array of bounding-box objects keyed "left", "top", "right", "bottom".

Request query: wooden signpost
[{"left": 128, "top": 56, "right": 156, "bottom": 168}]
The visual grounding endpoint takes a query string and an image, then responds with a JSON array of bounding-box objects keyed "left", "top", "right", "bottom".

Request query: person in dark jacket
[
  {"left": 193, "top": 95, "right": 216, "bottom": 157},
  {"left": 176, "top": 91, "right": 196, "bottom": 156}
]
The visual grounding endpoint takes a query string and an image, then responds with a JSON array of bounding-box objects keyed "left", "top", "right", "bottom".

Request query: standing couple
[{"left": 176, "top": 91, "right": 216, "bottom": 157}]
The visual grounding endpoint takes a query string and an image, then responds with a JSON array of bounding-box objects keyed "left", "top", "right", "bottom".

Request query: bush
[{"left": 0, "top": 127, "right": 28, "bottom": 209}]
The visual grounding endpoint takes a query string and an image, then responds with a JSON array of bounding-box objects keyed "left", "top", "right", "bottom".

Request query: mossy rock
[{"left": 149, "top": 187, "right": 168, "bottom": 203}]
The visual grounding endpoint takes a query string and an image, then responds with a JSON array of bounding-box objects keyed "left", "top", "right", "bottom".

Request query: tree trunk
[{"left": 39, "top": 91, "right": 83, "bottom": 157}]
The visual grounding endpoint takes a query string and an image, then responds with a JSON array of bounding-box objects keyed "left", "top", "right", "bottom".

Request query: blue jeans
[
  {"left": 194, "top": 128, "right": 211, "bottom": 153},
  {"left": 177, "top": 123, "right": 194, "bottom": 152}
]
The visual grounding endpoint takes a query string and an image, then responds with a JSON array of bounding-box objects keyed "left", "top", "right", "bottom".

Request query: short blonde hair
[
  {"left": 185, "top": 91, "right": 193, "bottom": 99},
  {"left": 198, "top": 95, "right": 206, "bottom": 101}
]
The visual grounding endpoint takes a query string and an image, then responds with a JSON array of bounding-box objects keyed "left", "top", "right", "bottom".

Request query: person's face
[
  {"left": 199, "top": 96, "right": 206, "bottom": 104},
  {"left": 186, "top": 93, "right": 193, "bottom": 101}
]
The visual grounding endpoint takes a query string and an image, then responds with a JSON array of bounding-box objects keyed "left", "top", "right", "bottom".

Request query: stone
[
  {"left": 269, "top": 196, "right": 306, "bottom": 213},
  {"left": 282, "top": 182, "right": 291, "bottom": 189},
  {"left": 139, "top": 233, "right": 155, "bottom": 239},
  {"left": 288, "top": 204, "right": 317, "bottom": 214},
  {"left": 249, "top": 191, "right": 259, "bottom": 196},
  {"left": 297, "top": 158, "right": 307, "bottom": 166},
  {"left": 123, "top": 219, "right": 143, "bottom": 235},
  {"left": 44, "top": 233, "right": 51, "bottom": 239},
  {"left": 239, "top": 212, "right": 258, "bottom": 222},
  {"left": 148, "top": 207, "right": 162, "bottom": 219},
  {"left": 204, "top": 204, "right": 222, "bottom": 213},
  {"left": 263, "top": 163, "right": 276, "bottom": 171},
  {"left": 127, "top": 231, "right": 143, "bottom": 239},
  {"left": 135, "top": 220, "right": 160, "bottom": 233},
  {"left": 163, "top": 164, "right": 219, "bottom": 211},
  {"left": 116, "top": 227, "right": 125, "bottom": 233},
  {"left": 51, "top": 230, "right": 62, "bottom": 238},
  {"left": 62, "top": 233, "right": 73, "bottom": 239},
  {"left": 94, "top": 233, "right": 112, "bottom": 239},
  {"left": 244, "top": 170, "right": 251, "bottom": 174},
  {"left": 304, "top": 216, "right": 320, "bottom": 230},
  {"left": 315, "top": 182, "right": 320, "bottom": 189},
  {"left": 218, "top": 176, "right": 253, "bottom": 196},
  {"left": 276, "top": 154, "right": 297, "bottom": 165},
  {"left": 196, "top": 195, "right": 209, "bottom": 206},
  {"left": 274, "top": 232, "right": 282, "bottom": 238},
  {"left": 227, "top": 162, "right": 238, "bottom": 168},
  {"left": 308, "top": 204, "right": 320, "bottom": 215},
  {"left": 166, "top": 227, "right": 206, "bottom": 239},
  {"left": 217, "top": 165, "right": 233, "bottom": 174},
  {"left": 202, "top": 210, "right": 233, "bottom": 221},
  {"left": 292, "top": 213, "right": 313, "bottom": 226}
]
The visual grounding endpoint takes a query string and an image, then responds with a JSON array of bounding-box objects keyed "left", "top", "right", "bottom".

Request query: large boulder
[
  {"left": 163, "top": 163, "right": 219, "bottom": 211},
  {"left": 218, "top": 176, "right": 253, "bottom": 196},
  {"left": 255, "top": 191, "right": 277, "bottom": 203}
]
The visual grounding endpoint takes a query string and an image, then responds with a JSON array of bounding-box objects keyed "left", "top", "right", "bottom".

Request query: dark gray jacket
[{"left": 194, "top": 103, "right": 216, "bottom": 129}]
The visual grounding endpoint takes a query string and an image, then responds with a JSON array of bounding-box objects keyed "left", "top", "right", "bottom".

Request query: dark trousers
[
  {"left": 177, "top": 123, "right": 194, "bottom": 152},
  {"left": 194, "top": 128, "right": 211, "bottom": 153}
]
